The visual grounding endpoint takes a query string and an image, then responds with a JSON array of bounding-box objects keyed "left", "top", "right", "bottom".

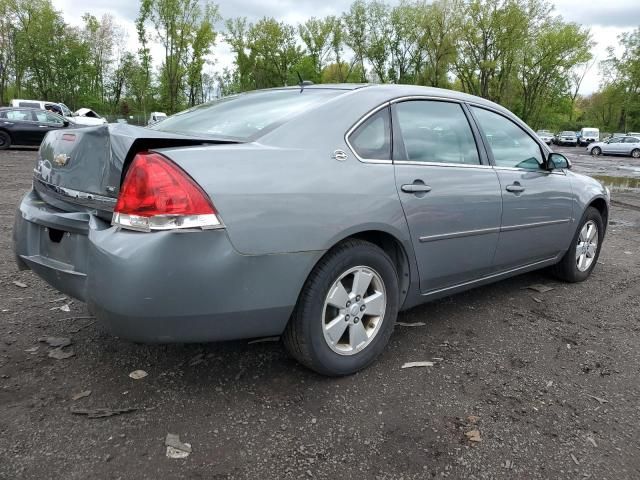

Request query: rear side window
[
  {"left": 394, "top": 100, "right": 480, "bottom": 165},
  {"left": 471, "top": 107, "right": 543, "bottom": 170},
  {"left": 6, "top": 110, "right": 33, "bottom": 121},
  {"left": 624, "top": 137, "right": 639, "bottom": 143},
  {"left": 348, "top": 108, "right": 391, "bottom": 160},
  {"left": 151, "top": 89, "right": 343, "bottom": 140}
]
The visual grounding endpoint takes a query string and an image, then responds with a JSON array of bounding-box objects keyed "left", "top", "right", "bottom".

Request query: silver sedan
[
  {"left": 587, "top": 136, "right": 640, "bottom": 158},
  {"left": 14, "top": 84, "right": 610, "bottom": 375}
]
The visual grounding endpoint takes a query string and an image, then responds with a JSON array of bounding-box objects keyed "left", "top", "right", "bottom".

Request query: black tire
[
  {"left": 0, "top": 130, "right": 11, "bottom": 150},
  {"left": 631, "top": 148, "right": 640, "bottom": 159},
  {"left": 553, "top": 207, "right": 604, "bottom": 283},
  {"left": 283, "top": 239, "right": 399, "bottom": 376},
  {"left": 591, "top": 147, "right": 601, "bottom": 157}
]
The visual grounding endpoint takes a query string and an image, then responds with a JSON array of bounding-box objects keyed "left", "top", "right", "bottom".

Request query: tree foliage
[{"left": 0, "top": 0, "right": 637, "bottom": 132}]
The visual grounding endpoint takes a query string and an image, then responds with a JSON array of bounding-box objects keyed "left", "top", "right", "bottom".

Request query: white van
[
  {"left": 579, "top": 127, "right": 599, "bottom": 146},
  {"left": 9, "top": 99, "right": 106, "bottom": 126},
  {"left": 148, "top": 112, "right": 167, "bottom": 125}
]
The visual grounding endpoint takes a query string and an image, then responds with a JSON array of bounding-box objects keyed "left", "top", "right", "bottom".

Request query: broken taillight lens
[{"left": 112, "top": 152, "right": 223, "bottom": 232}]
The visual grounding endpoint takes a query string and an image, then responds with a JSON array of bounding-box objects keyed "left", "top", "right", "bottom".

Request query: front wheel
[
  {"left": 591, "top": 147, "right": 601, "bottom": 157},
  {"left": 631, "top": 148, "right": 640, "bottom": 159},
  {"left": 0, "top": 131, "right": 11, "bottom": 150},
  {"left": 553, "top": 207, "right": 604, "bottom": 282},
  {"left": 283, "top": 239, "right": 399, "bottom": 376}
]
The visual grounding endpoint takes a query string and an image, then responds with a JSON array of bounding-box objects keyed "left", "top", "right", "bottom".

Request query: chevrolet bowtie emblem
[{"left": 53, "top": 153, "right": 70, "bottom": 167}]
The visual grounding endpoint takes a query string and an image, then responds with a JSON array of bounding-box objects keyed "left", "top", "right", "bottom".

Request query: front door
[
  {"left": 392, "top": 100, "right": 503, "bottom": 293},
  {"left": 470, "top": 106, "right": 574, "bottom": 270}
]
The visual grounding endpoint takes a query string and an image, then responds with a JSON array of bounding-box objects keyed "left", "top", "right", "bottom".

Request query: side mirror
[
  {"left": 63, "top": 120, "right": 70, "bottom": 127},
  {"left": 548, "top": 152, "right": 571, "bottom": 170}
]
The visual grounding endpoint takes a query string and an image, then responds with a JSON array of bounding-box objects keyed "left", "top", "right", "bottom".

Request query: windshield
[
  {"left": 561, "top": 131, "right": 575, "bottom": 136},
  {"left": 583, "top": 129, "right": 598, "bottom": 136},
  {"left": 151, "top": 89, "right": 344, "bottom": 139},
  {"left": 59, "top": 103, "right": 72, "bottom": 117},
  {"left": 537, "top": 130, "right": 551, "bottom": 134}
]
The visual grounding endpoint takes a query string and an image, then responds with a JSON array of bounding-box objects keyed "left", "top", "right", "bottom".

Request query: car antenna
[{"left": 297, "top": 72, "right": 313, "bottom": 92}]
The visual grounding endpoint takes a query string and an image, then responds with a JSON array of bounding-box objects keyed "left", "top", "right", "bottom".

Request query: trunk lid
[{"left": 34, "top": 123, "right": 236, "bottom": 213}]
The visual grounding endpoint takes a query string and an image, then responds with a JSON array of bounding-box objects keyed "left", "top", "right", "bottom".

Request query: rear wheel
[
  {"left": 283, "top": 239, "right": 399, "bottom": 376},
  {"left": 631, "top": 148, "right": 640, "bottom": 159},
  {"left": 553, "top": 207, "right": 603, "bottom": 283},
  {"left": 591, "top": 146, "right": 601, "bottom": 157},
  {"left": 0, "top": 131, "right": 11, "bottom": 150}
]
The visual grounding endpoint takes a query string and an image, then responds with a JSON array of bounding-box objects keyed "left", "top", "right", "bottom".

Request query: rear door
[
  {"left": 3, "top": 109, "right": 37, "bottom": 145},
  {"left": 469, "top": 106, "right": 573, "bottom": 270},
  {"left": 623, "top": 136, "right": 640, "bottom": 155},
  {"left": 390, "top": 99, "right": 502, "bottom": 293}
]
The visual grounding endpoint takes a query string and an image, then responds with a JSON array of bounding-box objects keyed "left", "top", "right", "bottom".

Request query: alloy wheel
[
  {"left": 322, "top": 266, "right": 386, "bottom": 355},
  {"left": 591, "top": 147, "right": 601, "bottom": 156},
  {"left": 576, "top": 220, "right": 598, "bottom": 272}
]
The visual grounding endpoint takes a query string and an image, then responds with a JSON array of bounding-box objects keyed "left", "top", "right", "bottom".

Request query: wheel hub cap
[
  {"left": 576, "top": 220, "right": 598, "bottom": 272},
  {"left": 322, "top": 266, "right": 386, "bottom": 356}
]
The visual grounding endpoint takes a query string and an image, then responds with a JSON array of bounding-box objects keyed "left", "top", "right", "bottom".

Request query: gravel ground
[{"left": 1, "top": 145, "right": 639, "bottom": 479}]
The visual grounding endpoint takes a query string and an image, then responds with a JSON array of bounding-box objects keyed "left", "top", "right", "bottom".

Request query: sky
[{"left": 52, "top": 0, "right": 640, "bottom": 95}]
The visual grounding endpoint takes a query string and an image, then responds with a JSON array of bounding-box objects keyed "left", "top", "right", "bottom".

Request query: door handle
[
  {"left": 506, "top": 183, "right": 525, "bottom": 193},
  {"left": 401, "top": 184, "right": 432, "bottom": 193}
]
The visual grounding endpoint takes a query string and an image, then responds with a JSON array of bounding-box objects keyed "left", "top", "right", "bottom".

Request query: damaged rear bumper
[{"left": 13, "top": 189, "right": 321, "bottom": 343}]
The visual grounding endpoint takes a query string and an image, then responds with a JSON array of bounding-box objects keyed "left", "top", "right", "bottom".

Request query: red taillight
[{"left": 112, "top": 152, "right": 222, "bottom": 232}]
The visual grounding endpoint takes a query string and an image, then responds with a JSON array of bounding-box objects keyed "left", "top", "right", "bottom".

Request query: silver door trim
[
  {"left": 501, "top": 218, "right": 571, "bottom": 232},
  {"left": 421, "top": 257, "right": 558, "bottom": 296},
  {"left": 394, "top": 160, "right": 491, "bottom": 169},
  {"left": 419, "top": 226, "right": 500, "bottom": 243}
]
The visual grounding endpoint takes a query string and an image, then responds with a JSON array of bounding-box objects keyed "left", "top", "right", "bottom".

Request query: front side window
[
  {"left": 393, "top": 101, "right": 480, "bottom": 165},
  {"left": 348, "top": 108, "right": 391, "bottom": 160},
  {"left": 35, "top": 111, "right": 64, "bottom": 125},
  {"left": 471, "top": 107, "right": 543, "bottom": 170}
]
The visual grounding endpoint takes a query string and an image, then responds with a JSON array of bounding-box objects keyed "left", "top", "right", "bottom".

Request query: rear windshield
[{"left": 151, "top": 89, "right": 344, "bottom": 140}]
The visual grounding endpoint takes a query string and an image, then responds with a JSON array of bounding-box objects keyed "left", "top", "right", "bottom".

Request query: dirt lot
[{"left": 1, "top": 145, "right": 639, "bottom": 479}]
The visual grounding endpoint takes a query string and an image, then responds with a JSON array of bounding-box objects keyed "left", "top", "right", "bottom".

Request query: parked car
[
  {"left": 587, "top": 136, "right": 640, "bottom": 158},
  {"left": 579, "top": 127, "right": 599, "bottom": 146},
  {"left": 74, "top": 108, "right": 107, "bottom": 125},
  {"left": 556, "top": 131, "right": 578, "bottom": 146},
  {"left": 0, "top": 107, "right": 73, "bottom": 149},
  {"left": 536, "top": 129, "right": 553, "bottom": 144},
  {"left": 9, "top": 99, "right": 105, "bottom": 126},
  {"left": 148, "top": 112, "right": 167, "bottom": 125},
  {"left": 14, "top": 85, "right": 609, "bottom": 376}
]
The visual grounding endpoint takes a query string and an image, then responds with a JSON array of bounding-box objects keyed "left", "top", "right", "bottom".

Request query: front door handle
[
  {"left": 506, "top": 183, "right": 525, "bottom": 193},
  {"left": 401, "top": 184, "right": 432, "bottom": 193}
]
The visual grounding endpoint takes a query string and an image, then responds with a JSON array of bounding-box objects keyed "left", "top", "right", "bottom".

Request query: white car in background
[
  {"left": 536, "top": 129, "right": 553, "bottom": 144},
  {"left": 73, "top": 108, "right": 107, "bottom": 125},
  {"left": 587, "top": 135, "right": 640, "bottom": 158},
  {"left": 148, "top": 112, "right": 167, "bottom": 125}
]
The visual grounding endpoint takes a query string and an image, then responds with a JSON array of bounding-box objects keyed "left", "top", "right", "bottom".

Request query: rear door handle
[
  {"left": 401, "top": 184, "right": 432, "bottom": 193},
  {"left": 506, "top": 184, "right": 525, "bottom": 193}
]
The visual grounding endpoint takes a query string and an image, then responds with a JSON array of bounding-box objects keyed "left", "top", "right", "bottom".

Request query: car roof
[{"left": 267, "top": 83, "right": 508, "bottom": 112}]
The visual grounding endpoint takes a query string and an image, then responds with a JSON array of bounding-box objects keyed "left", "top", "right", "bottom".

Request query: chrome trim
[
  {"left": 344, "top": 101, "right": 392, "bottom": 164},
  {"left": 493, "top": 166, "right": 566, "bottom": 175},
  {"left": 422, "top": 257, "right": 558, "bottom": 296},
  {"left": 34, "top": 177, "right": 116, "bottom": 210},
  {"left": 501, "top": 218, "right": 571, "bottom": 232},
  {"left": 418, "top": 219, "right": 571, "bottom": 244},
  {"left": 390, "top": 95, "right": 464, "bottom": 104},
  {"left": 419, "top": 226, "right": 500, "bottom": 243},
  {"left": 395, "top": 160, "right": 491, "bottom": 169}
]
